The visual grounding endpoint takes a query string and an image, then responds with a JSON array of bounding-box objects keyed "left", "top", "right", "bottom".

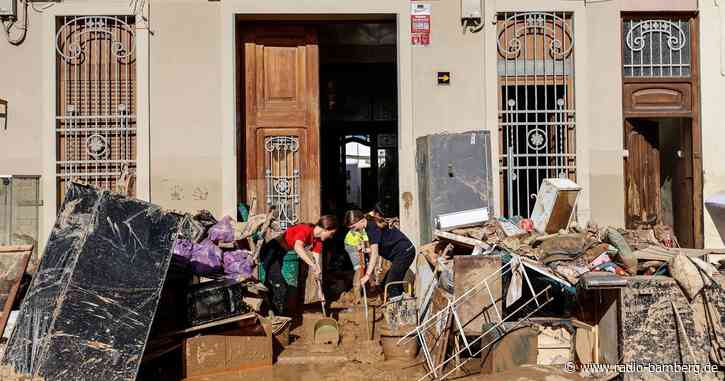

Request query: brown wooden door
[
  {"left": 672, "top": 120, "right": 694, "bottom": 247},
  {"left": 242, "top": 26, "right": 320, "bottom": 227},
  {"left": 624, "top": 119, "right": 661, "bottom": 228}
]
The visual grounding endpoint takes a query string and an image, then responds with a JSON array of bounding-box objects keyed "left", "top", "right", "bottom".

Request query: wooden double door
[{"left": 240, "top": 26, "right": 320, "bottom": 227}]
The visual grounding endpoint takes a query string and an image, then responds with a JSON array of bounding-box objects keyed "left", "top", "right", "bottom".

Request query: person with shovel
[
  {"left": 344, "top": 210, "right": 415, "bottom": 299},
  {"left": 260, "top": 215, "right": 338, "bottom": 316}
]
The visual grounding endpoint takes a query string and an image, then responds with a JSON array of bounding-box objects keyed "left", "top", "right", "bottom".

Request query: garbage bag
[
  {"left": 223, "top": 249, "right": 254, "bottom": 280},
  {"left": 190, "top": 239, "right": 223, "bottom": 275},
  {"left": 172, "top": 239, "right": 194, "bottom": 263},
  {"left": 208, "top": 215, "right": 235, "bottom": 243}
]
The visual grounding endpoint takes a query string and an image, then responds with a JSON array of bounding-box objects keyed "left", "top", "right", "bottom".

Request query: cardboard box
[{"left": 183, "top": 326, "right": 272, "bottom": 379}]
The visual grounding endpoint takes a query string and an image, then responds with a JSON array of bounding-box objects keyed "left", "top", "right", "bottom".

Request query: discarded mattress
[{"left": 1, "top": 183, "right": 186, "bottom": 381}]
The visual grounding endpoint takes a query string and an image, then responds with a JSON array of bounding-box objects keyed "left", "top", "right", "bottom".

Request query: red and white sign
[{"left": 411, "top": 3, "right": 431, "bottom": 46}]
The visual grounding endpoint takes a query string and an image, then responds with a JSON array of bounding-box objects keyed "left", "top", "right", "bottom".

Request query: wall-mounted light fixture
[{"left": 0, "top": 98, "right": 7, "bottom": 130}]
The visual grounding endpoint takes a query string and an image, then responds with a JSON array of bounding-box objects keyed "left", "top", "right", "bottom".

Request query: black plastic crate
[{"left": 186, "top": 280, "right": 250, "bottom": 327}]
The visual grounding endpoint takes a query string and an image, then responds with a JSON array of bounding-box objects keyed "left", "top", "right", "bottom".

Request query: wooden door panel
[
  {"left": 672, "top": 121, "right": 694, "bottom": 247},
  {"left": 625, "top": 119, "right": 661, "bottom": 228},
  {"left": 243, "top": 26, "right": 320, "bottom": 226}
]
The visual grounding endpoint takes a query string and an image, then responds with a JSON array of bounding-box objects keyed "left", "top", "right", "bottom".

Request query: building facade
[{"left": 1, "top": 0, "right": 725, "bottom": 251}]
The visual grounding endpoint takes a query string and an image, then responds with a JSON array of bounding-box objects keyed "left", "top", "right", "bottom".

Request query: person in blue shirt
[{"left": 344, "top": 209, "right": 415, "bottom": 298}]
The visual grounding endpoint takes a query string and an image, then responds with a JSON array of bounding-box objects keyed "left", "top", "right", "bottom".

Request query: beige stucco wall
[
  {"left": 585, "top": 1, "right": 626, "bottom": 229},
  {"left": 1, "top": 0, "right": 723, "bottom": 249},
  {"left": 148, "top": 0, "right": 222, "bottom": 216},
  {"left": 699, "top": 1, "right": 725, "bottom": 247},
  {"left": 0, "top": 8, "right": 43, "bottom": 175}
]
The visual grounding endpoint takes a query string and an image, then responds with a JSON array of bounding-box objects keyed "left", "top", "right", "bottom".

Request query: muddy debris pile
[{"left": 408, "top": 179, "right": 725, "bottom": 380}]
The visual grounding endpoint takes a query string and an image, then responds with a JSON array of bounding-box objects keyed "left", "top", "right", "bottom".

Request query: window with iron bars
[
  {"left": 55, "top": 15, "right": 137, "bottom": 206},
  {"left": 622, "top": 16, "right": 692, "bottom": 77},
  {"left": 497, "top": 11, "right": 576, "bottom": 218}
]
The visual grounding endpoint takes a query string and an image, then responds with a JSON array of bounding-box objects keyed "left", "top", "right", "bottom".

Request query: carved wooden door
[{"left": 242, "top": 26, "right": 320, "bottom": 228}]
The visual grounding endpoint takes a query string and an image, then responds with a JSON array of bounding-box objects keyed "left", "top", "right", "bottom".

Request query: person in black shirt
[{"left": 344, "top": 209, "right": 415, "bottom": 298}]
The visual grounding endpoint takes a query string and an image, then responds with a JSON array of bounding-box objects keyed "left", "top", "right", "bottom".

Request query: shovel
[
  {"left": 310, "top": 260, "right": 339, "bottom": 348},
  {"left": 357, "top": 245, "right": 371, "bottom": 339}
]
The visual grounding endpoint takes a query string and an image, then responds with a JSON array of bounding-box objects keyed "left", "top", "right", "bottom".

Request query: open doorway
[
  {"left": 624, "top": 118, "right": 695, "bottom": 247},
  {"left": 317, "top": 22, "right": 399, "bottom": 284},
  {"left": 318, "top": 23, "right": 399, "bottom": 219},
  {"left": 236, "top": 19, "right": 399, "bottom": 298},
  {"left": 236, "top": 19, "right": 398, "bottom": 226}
]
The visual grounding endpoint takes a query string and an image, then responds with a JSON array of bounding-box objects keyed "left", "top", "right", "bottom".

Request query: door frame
[
  {"left": 620, "top": 12, "right": 703, "bottom": 247},
  {"left": 233, "top": 15, "right": 400, "bottom": 222}
]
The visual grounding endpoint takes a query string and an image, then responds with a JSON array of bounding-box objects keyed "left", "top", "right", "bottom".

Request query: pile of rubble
[
  {"left": 424, "top": 218, "right": 721, "bottom": 286},
  {"left": 409, "top": 180, "right": 725, "bottom": 380}
]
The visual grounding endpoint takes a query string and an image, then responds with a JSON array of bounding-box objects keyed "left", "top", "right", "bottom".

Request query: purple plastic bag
[
  {"left": 172, "top": 239, "right": 194, "bottom": 263},
  {"left": 190, "top": 239, "right": 223, "bottom": 275},
  {"left": 223, "top": 249, "right": 254, "bottom": 280},
  {"left": 207, "top": 215, "right": 235, "bottom": 243}
]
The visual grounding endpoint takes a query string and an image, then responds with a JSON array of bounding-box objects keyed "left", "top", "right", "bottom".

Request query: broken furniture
[
  {"left": 620, "top": 275, "right": 725, "bottom": 381},
  {"left": 452, "top": 255, "right": 502, "bottom": 336},
  {"left": 0, "top": 245, "right": 31, "bottom": 338},
  {"left": 0, "top": 175, "right": 41, "bottom": 270},
  {"left": 400, "top": 253, "right": 555, "bottom": 381},
  {"left": 416, "top": 130, "right": 494, "bottom": 243},
  {"left": 530, "top": 178, "right": 581, "bottom": 234},
  {"left": 182, "top": 315, "right": 273, "bottom": 379},
  {"left": 1, "top": 183, "right": 187, "bottom": 381}
]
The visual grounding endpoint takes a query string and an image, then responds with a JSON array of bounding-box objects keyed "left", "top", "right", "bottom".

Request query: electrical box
[
  {"left": 461, "top": 0, "right": 481, "bottom": 19},
  {"left": 0, "top": 0, "right": 16, "bottom": 18},
  {"left": 416, "top": 131, "right": 494, "bottom": 244}
]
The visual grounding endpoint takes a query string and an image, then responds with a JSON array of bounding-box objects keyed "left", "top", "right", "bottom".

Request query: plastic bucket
[{"left": 379, "top": 323, "right": 419, "bottom": 361}]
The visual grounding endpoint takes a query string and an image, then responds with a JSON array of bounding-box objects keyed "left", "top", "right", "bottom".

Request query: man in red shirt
[{"left": 260, "top": 215, "right": 338, "bottom": 316}]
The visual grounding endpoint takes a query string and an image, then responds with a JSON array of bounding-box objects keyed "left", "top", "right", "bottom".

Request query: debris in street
[
  {"left": 530, "top": 178, "right": 581, "bottom": 234},
  {"left": 1, "top": 178, "right": 724, "bottom": 381},
  {"left": 1, "top": 183, "right": 186, "bottom": 381},
  {"left": 182, "top": 315, "right": 273, "bottom": 379},
  {"left": 0, "top": 245, "right": 31, "bottom": 340}
]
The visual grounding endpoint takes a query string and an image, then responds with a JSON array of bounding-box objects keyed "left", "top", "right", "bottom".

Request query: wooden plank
[
  {"left": 420, "top": 287, "right": 453, "bottom": 375},
  {"left": 158, "top": 312, "right": 257, "bottom": 338},
  {"left": 0, "top": 245, "right": 32, "bottom": 338},
  {"left": 453, "top": 256, "right": 502, "bottom": 336},
  {"left": 433, "top": 230, "right": 488, "bottom": 249}
]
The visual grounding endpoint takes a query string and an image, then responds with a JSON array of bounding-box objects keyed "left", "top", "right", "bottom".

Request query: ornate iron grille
[
  {"left": 265, "top": 136, "right": 300, "bottom": 229},
  {"left": 55, "top": 16, "right": 136, "bottom": 203},
  {"left": 497, "top": 12, "right": 576, "bottom": 218},
  {"left": 623, "top": 18, "right": 691, "bottom": 77}
]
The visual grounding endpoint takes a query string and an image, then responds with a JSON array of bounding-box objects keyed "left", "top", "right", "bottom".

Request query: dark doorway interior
[
  {"left": 318, "top": 23, "right": 398, "bottom": 220},
  {"left": 625, "top": 117, "right": 694, "bottom": 247},
  {"left": 315, "top": 22, "right": 399, "bottom": 291}
]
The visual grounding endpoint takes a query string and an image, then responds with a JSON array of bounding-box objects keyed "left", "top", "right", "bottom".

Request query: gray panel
[{"left": 417, "top": 131, "right": 494, "bottom": 243}]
